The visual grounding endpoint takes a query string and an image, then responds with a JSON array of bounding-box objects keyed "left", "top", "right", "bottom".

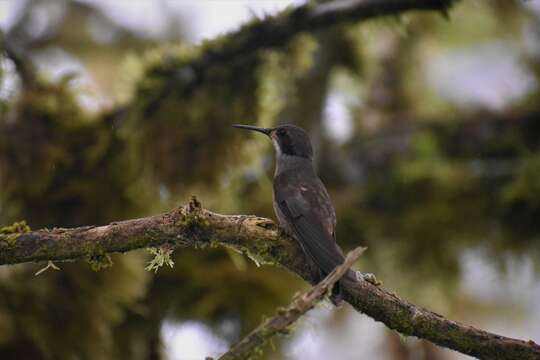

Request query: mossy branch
[
  {"left": 1, "top": 198, "right": 539, "bottom": 360},
  {"left": 218, "top": 246, "right": 366, "bottom": 360},
  {"left": 119, "top": 0, "right": 458, "bottom": 115}
]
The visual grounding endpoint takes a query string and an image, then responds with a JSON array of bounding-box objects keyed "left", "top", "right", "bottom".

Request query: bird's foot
[{"left": 360, "top": 272, "right": 382, "bottom": 286}]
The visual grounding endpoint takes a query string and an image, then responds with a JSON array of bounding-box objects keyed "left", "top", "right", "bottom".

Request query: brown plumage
[{"left": 233, "top": 124, "right": 357, "bottom": 305}]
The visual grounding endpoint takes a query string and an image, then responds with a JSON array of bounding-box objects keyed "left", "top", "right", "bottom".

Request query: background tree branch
[
  {"left": 1, "top": 198, "right": 539, "bottom": 360},
  {"left": 0, "top": 30, "right": 37, "bottom": 88},
  {"left": 117, "top": 0, "right": 457, "bottom": 117}
]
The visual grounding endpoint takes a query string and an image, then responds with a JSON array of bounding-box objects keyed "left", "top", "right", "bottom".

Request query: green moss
[
  {"left": 244, "top": 236, "right": 281, "bottom": 268},
  {"left": 175, "top": 200, "right": 211, "bottom": 247},
  {"left": 0, "top": 220, "right": 31, "bottom": 246},
  {"left": 0, "top": 220, "right": 31, "bottom": 234},
  {"left": 209, "top": 238, "right": 222, "bottom": 248},
  {"left": 87, "top": 253, "right": 114, "bottom": 271},
  {"left": 143, "top": 227, "right": 166, "bottom": 242},
  {"left": 392, "top": 314, "right": 415, "bottom": 336},
  {"left": 502, "top": 154, "right": 540, "bottom": 206},
  {"left": 184, "top": 213, "right": 210, "bottom": 231}
]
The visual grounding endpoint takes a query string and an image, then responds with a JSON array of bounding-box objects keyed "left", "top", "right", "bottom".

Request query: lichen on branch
[{"left": 145, "top": 247, "right": 174, "bottom": 273}]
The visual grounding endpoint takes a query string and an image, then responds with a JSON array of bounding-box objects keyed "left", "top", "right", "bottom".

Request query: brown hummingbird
[{"left": 233, "top": 124, "right": 357, "bottom": 304}]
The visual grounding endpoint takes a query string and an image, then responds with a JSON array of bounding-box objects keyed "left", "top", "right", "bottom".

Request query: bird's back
[{"left": 272, "top": 162, "right": 348, "bottom": 279}]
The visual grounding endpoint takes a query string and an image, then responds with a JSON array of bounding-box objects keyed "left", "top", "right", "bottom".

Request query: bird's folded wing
[{"left": 279, "top": 196, "right": 345, "bottom": 275}]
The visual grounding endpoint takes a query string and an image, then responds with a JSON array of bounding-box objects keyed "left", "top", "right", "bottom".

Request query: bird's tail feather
[
  {"left": 330, "top": 269, "right": 357, "bottom": 306},
  {"left": 305, "top": 253, "right": 358, "bottom": 306}
]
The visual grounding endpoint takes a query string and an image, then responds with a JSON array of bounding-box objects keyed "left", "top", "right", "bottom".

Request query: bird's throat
[{"left": 274, "top": 153, "right": 314, "bottom": 178}]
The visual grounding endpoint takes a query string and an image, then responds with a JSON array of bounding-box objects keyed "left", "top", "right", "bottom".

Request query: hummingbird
[{"left": 233, "top": 124, "right": 357, "bottom": 304}]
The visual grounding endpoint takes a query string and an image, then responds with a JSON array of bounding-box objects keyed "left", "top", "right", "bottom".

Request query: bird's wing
[{"left": 276, "top": 181, "right": 345, "bottom": 275}]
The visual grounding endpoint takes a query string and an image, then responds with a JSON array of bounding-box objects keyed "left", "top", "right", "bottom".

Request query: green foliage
[
  {"left": 0, "top": 254, "right": 150, "bottom": 359},
  {"left": 0, "top": 79, "right": 141, "bottom": 227},
  {"left": 502, "top": 154, "right": 540, "bottom": 207}
]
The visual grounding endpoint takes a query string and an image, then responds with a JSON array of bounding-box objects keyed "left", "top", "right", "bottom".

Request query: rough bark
[{"left": 1, "top": 198, "right": 539, "bottom": 360}]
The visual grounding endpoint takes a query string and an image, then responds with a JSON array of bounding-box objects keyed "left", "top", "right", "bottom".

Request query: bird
[{"left": 232, "top": 123, "right": 357, "bottom": 305}]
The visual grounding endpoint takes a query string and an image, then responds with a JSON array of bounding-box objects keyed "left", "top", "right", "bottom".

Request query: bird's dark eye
[{"left": 277, "top": 129, "right": 286, "bottom": 136}]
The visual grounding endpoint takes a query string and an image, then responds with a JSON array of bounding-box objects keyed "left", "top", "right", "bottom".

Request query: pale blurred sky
[
  {"left": 0, "top": 0, "right": 305, "bottom": 41},
  {"left": 88, "top": 0, "right": 306, "bottom": 42}
]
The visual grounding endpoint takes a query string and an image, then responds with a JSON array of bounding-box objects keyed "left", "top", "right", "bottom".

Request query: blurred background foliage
[{"left": 0, "top": 0, "right": 539, "bottom": 359}]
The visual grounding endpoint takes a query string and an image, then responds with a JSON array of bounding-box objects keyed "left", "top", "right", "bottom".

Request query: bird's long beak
[{"left": 232, "top": 124, "right": 273, "bottom": 136}]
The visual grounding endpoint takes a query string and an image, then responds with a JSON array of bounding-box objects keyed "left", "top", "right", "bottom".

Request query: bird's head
[{"left": 232, "top": 124, "right": 313, "bottom": 159}]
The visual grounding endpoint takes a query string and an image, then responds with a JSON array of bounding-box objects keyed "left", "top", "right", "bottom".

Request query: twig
[
  {"left": 34, "top": 260, "right": 61, "bottom": 276},
  {"left": 218, "top": 246, "right": 366, "bottom": 360}
]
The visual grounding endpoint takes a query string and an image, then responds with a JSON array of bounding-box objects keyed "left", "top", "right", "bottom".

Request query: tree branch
[
  {"left": 193, "top": 0, "right": 456, "bottom": 66},
  {"left": 125, "top": 0, "right": 457, "bottom": 115},
  {"left": 218, "top": 246, "right": 366, "bottom": 360},
  {"left": 1, "top": 198, "right": 539, "bottom": 359},
  {"left": 0, "top": 30, "right": 36, "bottom": 87}
]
